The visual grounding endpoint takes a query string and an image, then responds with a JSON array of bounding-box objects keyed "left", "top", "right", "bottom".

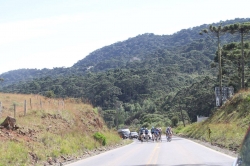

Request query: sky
[{"left": 0, "top": 0, "right": 249, "bottom": 74}]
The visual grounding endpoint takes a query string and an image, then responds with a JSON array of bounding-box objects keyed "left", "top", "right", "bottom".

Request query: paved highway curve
[{"left": 66, "top": 136, "right": 235, "bottom": 166}]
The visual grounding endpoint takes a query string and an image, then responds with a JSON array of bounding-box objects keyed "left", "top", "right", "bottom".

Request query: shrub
[
  {"left": 45, "top": 90, "right": 55, "bottom": 98},
  {"left": 171, "top": 116, "right": 179, "bottom": 127},
  {"left": 93, "top": 132, "right": 107, "bottom": 146},
  {"left": 164, "top": 119, "right": 171, "bottom": 127},
  {"left": 142, "top": 122, "right": 150, "bottom": 128}
]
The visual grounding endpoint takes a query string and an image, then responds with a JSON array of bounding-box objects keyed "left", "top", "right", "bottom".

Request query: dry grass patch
[{"left": 0, "top": 93, "right": 122, "bottom": 165}]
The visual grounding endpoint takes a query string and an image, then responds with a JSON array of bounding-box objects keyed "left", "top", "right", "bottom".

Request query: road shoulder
[
  {"left": 59, "top": 139, "right": 133, "bottom": 166},
  {"left": 177, "top": 135, "right": 237, "bottom": 158}
]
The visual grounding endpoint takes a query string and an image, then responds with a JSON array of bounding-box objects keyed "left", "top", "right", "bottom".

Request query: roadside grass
[
  {"left": 102, "top": 130, "right": 122, "bottom": 145},
  {"left": 0, "top": 141, "right": 29, "bottom": 166},
  {"left": 0, "top": 93, "right": 123, "bottom": 165},
  {"left": 175, "top": 90, "right": 250, "bottom": 152}
]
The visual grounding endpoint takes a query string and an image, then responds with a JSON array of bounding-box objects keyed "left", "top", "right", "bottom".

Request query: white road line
[{"left": 180, "top": 136, "right": 236, "bottom": 159}]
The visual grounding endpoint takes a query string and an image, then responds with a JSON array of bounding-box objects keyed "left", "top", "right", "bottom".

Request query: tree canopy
[{"left": 1, "top": 18, "right": 250, "bottom": 127}]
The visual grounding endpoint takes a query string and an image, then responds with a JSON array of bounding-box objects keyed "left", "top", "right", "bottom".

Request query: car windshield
[
  {"left": 131, "top": 132, "right": 137, "bottom": 135},
  {"left": 237, "top": 126, "right": 250, "bottom": 165},
  {"left": 124, "top": 131, "right": 130, "bottom": 134}
]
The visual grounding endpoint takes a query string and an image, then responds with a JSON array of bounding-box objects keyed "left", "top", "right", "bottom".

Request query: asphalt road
[{"left": 66, "top": 136, "right": 235, "bottom": 166}]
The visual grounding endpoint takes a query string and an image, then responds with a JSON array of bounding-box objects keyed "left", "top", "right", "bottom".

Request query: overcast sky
[{"left": 0, "top": 0, "right": 249, "bottom": 74}]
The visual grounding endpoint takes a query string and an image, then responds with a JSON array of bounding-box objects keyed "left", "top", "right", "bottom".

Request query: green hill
[
  {"left": 175, "top": 90, "right": 250, "bottom": 152},
  {"left": 1, "top": 18, "right": 249, "bottom": 88},
  {"left": 1, "top": 18, "right": 250, "bottom": 128}
]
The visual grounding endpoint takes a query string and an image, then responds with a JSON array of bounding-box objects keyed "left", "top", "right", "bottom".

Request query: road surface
[{"left": 66, "top": 136, "right": 235, "bottom": 166}]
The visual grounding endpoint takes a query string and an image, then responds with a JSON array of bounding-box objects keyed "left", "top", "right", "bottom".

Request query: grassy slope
[
  {"left": 0, "top": 93, "right": 122, "bottom": 166},
  {"left": 175, "top": 90, "right": 250, "bottom": 152}
]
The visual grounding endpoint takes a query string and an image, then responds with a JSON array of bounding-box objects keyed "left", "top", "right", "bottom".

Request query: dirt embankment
[{"left": 0, "top": 93, "right": 122, "bottom": 166}]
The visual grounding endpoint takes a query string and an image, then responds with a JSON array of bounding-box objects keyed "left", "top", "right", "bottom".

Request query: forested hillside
[
  {"left": 1, "top": 18, "right": 250, "bottom": 128},
  {"left": 1, "top": 18, "right": 249, "bottom": 87}
]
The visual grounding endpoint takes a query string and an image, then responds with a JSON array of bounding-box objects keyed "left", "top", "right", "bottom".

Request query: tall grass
[
  {"left": 175, "top": 90, "right": 250, "bottom": 152},
  {"left": 0, "top": 141, "right": 29, "bottom": 166},
  {"left": 0, "top": 93, "right": 122, "bottom": 165}
]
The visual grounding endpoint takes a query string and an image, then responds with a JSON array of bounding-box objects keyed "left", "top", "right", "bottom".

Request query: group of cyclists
[{"left": 139, "top": 126, "right": 173, "bottom": 142}]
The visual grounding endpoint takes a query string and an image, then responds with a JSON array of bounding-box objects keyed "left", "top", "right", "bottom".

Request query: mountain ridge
[
  {"left": 1, "top": 18, "right": 249, "bottom": 88},
  {"left": 1, "top": 17, "right": 250, "bottom": 128}
]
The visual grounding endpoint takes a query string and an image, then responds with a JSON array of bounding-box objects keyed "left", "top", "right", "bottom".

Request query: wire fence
[{"left": 0, "top": 96, "right": 65, "bottom": 121}]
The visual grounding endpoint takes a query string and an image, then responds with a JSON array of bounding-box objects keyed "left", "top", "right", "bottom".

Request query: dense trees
[
  {"left": 200, "top": 24, "right": 228, "bottom": 106},
  {"left": 224, "top": 22, "right": 250, "bottom": 88},
  {"left": 1, "top": 18, "right": 250, "bottom": 128},
  {"left": 218, "top": 42, "right": 250, "bottom": 91}
]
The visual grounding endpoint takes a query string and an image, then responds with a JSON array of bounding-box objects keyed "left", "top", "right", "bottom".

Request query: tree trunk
[
  {"left": 218, "top": 34, "right": 222, "bottom": 106},
  {"left": 179, "top": 106, "right": 186, "bottom": 127},
  {"left": 238, "top": 57, "right": 241, "bottom": 88},
  {"left": 241, "top": 32, "right": 245, "bottom": 89}
]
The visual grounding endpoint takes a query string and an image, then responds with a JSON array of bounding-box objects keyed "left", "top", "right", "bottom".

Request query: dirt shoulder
[{"left": 46, "top": 139, "right": 133, "bottom": 166}]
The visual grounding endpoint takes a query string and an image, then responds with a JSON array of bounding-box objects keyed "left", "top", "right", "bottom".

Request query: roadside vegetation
[
  {"left": 2, "top": 19, "right": 250, "bottom": 131},
  {"left": 175, "top": 90, "right": 250, "bottom": 152},
  {"left": 0, "top": 93, "right": 122, "bottom": 166},
  {"left": 1, "top": 18, "right": 250, "bottom": 165}
]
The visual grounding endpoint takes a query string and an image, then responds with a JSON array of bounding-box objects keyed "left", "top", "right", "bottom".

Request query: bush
[
  {"left": 93, "top": 132, "right": 107, "bottom": 146},
  {"left": 45, "top": 90, "right": 55, "bottom": 98},
  {"left": 171, "top": 116, "right": 179, "bottom": 127},
  {"left": 142, "top": 122, "right": 150, "bottom": 128},
  {"left": 164, "top": 119, "right": 171, "bottom": 127}
]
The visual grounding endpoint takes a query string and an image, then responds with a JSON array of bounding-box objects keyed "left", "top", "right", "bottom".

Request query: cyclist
[
  {"left": 166, "top": 126, "right": 173, "bottom": 141},
  {"left": 151, "top": 126, "right": 155, "bottom": 141},
  {"left": 139, "top": 127, "right": 145, "bottom": 141},
  {"left": 145, "top": 128, "right": 149, "bottom": 140}
]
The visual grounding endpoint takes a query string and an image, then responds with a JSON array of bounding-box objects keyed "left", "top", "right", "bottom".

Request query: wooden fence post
[
  {"left": 62, "top": 100, "right": 65, "bottom": 109},
  {"left": 0, "top": 101, "right": 2, "bottom": 118},
  {"left": 58, "top": 100, "right": 60, "bottom": 111},
  {"left": 40, "top": 99, "right": 42, "bottom": 109},
  {"left": 14, "top": 104, "right": 16, "bottom": 118},
  {"left": 30, "top": 98, "right": 32, "bottom": 109},
  {"left": 24, "top": 100, "right": 27, "bottom": 116}
]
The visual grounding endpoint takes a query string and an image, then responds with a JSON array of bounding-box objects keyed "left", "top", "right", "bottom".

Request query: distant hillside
[
  {"left": 0, "top": 67, "right": 75, "bottom": 87},
  {"left": 1, "top": 18, "right": 249, "bottom": 88},
  {"left": 72, "top": 18, "right": 250, "bottom": 73},
  {"left": 1, "top": 18, "right": 250, "bottom": 128}
]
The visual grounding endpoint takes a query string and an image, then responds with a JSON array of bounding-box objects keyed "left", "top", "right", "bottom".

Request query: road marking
[
  {"left": 107, "top": 141, "right": 143, "bottom": 166},
  {"left": 152, "top": 144, "right": 160, "bottom": 164},
  {"left": 146, "top": 142, "right": 160, "bottom": 165},
  {"left": 181, "top": 137, "right": 236, "bottom": 159},
  {"left": 172, "top": 139, "right": 201, "bottom": 164}
]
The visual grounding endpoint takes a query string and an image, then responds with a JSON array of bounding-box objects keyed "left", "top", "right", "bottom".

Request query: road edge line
[{"left": 179, "top": 136, "right": 236, "bottom": 159}]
